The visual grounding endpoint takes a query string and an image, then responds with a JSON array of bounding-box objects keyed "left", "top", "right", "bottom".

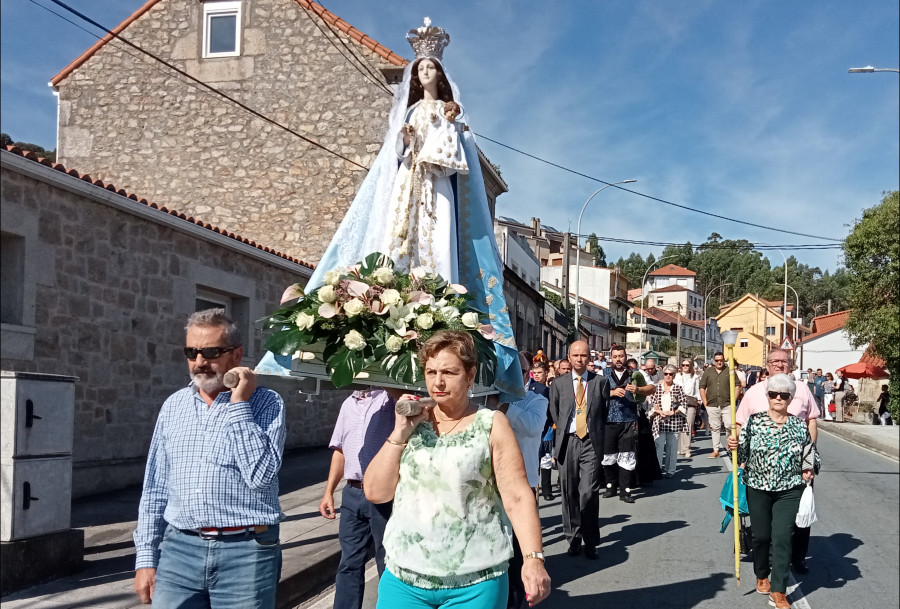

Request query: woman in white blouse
[{"left": 674, "top": 359, "right": 701, "bottom": 458}]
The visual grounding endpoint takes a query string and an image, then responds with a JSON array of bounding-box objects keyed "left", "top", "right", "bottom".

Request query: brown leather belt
[{"left": 346, "top": 479, "right": 364, "bottom": 489}]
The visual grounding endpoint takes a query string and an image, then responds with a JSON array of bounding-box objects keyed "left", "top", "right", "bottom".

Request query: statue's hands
[
  {"left": 444, "top": 101, "right": 461, "bottom": 122},
  {"left": 402, "top": 123, "right": 415, "bottom": 147}
]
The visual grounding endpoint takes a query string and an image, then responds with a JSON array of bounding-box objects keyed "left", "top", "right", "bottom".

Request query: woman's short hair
[
  {"left": 663, "top": 364, "right": 678, "bottom": 375},
  {"left": 767, "top": 373, "right": 796, "bottom": 399},
  {"left": 419, "top": 330, "right": 477, "bottom": 372}
]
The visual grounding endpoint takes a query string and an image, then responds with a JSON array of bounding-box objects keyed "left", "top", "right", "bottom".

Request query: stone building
[
  {"left": 0, "top": 146, "right": 332, "bottom": 497},
  {"left": 51, "top": 0, "right": 507, "bottom": 266}
]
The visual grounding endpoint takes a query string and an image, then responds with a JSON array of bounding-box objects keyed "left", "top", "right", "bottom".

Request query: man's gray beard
[{"left": 192, "top": 370, "right": 225, "bottom": 394}]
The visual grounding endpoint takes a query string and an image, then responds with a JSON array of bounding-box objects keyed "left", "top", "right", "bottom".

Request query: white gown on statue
[{"left": 363, "top": 98, "right": 468, "bottom": 282}]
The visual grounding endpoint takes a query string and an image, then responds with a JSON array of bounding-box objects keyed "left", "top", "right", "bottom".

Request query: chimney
[
  {"left": 827, "top": 299, "right": 832, "bottom": 315},
  {"left": 531, "top": 217, "right": 541, "bottom": 237}
]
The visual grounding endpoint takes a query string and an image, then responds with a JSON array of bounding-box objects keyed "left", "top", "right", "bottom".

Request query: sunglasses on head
[
  {"left": 767, "top": 391, "right": 791, "bottom": 401},
  {"left": 184, "top": 346, "right": 237, "bottom": 360}
]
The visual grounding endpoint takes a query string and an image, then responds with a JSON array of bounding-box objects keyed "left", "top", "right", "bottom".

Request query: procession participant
[
  {"left": 728, "top": 348, "right": 820, "bottom": 575},
  {"left": 832, "top": 369, "right": 847, "bottom": 422},
  {"left": 500, "top": 353, "right": 550, "bottom": 608},
  {"left": 600, "top": 346, "right": 653, "bottom": 504},
  {"left": 649, "top": 365, "right": 688, "bottom": 478},
  {"left": 699, "top": 352, "right": 741, "bottom": 458},
  {"left": 674, "top": 359, "right": 701, "bottom": 458},
  {"left": 549, "top": 341, "right": 610, "bottom": 558},
  {"left": 737, "top": 374, "right": 819, "bottom": 609},
  {"left": 365, "top": 331, "right": 551, "bottom": 607},
  {"left": 319, "top": 389, "right": 395, "bottom": 609},
  {"left": 133, "top": 309, "right": 285, "bottom": 608}
]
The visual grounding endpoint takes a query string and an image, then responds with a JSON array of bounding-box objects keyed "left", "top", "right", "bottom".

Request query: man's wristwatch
[{"left": 524, "top": 551, "right": 545, "bottom": 561}]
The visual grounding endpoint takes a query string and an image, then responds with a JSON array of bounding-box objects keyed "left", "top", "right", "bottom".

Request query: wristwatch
[{"left": 523, "top": 551, "right": 545, "bottom": 561}]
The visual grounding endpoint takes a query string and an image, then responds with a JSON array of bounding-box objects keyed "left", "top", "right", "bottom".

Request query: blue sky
[{"left": 2, "top": 1, "right": 898, "bottom": 272}]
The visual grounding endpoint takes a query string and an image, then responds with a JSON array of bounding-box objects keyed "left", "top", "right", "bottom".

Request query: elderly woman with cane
[
  {"left": 365, "top": 331, "right": 550, "bottom": 608},
  {"left": 737, "top": 373, "right": 820, "bottom": 609}
]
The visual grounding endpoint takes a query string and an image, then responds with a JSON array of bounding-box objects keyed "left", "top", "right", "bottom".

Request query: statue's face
[{"left": 418, "top": 59, "right": 439, "bottom": 88}]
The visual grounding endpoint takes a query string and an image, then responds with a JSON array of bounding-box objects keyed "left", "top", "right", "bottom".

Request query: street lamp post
[
  {"left": 755, "top": 243, "right": 788, "bottom": 346},
  {"left": 773, "top": 282, "right": 800, "bottom": 339},
  {"left": 637, "top": 254, "right": 680, "bottom": 355},
  {"left": 704, "top": 282, "right": 731, "bottom": 363},
  {"left": 574, "top": 179, "right": 636, "bottom": 339},
  {"left": 848, "top": 66, "right": 900, "bottom": 73}
]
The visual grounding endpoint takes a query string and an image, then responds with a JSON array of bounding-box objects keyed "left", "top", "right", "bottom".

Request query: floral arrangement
[{"left": 262, "top": 252, "right": 497, "bottom": 388}]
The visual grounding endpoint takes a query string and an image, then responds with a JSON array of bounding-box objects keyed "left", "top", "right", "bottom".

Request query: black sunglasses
[
  {"left": 767, "top": 391, "right": 791, "bottom": 401},
  {"left": 184, "top": 346, "right": 237, "bottom": 360}
]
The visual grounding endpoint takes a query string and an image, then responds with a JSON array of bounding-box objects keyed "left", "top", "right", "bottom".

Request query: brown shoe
[
  {"left": 756, "top": 578, "right": 771, "bottom": 594},
  {"left": 708, "top": 451, "right": 720, "bottom": 459},
  {"left": 769, "top": 592, "right": 790, "bottom": 608}
]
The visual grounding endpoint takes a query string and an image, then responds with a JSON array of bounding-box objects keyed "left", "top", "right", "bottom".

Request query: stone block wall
[
  {"left": 1, "top": 158, "right": 346, "bottom": 498},
  {"left": 56, "top": 0, "right": 398, "bottom": 266}
]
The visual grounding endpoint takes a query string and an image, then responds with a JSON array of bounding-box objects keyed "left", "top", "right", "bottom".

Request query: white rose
[
  {"left": 385, "top": 335, "right": 404, "bottom": 353},
  {"left": 440, "top": 306, "right": 460, "bottom": 320},
  {"left": 372, "top": 267, "right": 395, "bottom": 285},
  {"left": 324, "top": 270, "right": 342, "bottom": 286},
  {"left": 381, "top": 289, "right": 402, "bottom": 306},
  {"left": 318, "top": 285, "right": 337, "bottom": 303},
  {"left": 343, "top": 330, "right": 367, "bottom": 351},
  {"left": 295, "top": 312, "right": 315, "bottom": 331},
  {"left": 343, "top": 298, "right": 367, "bottom": 317},
  {"left": 461, "top": 311, "right": 480, "bottom": 328},
  {"left": 416, "top": 313, "right": 435, "bottom": 330}
]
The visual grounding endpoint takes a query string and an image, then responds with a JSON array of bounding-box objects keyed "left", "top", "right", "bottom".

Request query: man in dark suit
[{"left": 548, "top": 340, "right": 610, "bottom": 559}]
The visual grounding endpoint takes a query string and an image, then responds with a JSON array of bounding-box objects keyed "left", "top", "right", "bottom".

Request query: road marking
[
  {"left": 720, "top": 455, "right": 813, "bottom": 609},
  {"left": 299, "top": 563, "right": 378, "bottom": 609}
]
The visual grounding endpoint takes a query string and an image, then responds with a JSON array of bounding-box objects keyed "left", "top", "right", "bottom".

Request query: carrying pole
[{"left": 727, "top": 342, "right": 741, "bottom": 585}]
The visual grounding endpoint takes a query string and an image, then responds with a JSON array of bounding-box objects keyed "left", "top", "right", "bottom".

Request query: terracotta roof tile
[
  {"left": 810, "top": 310, "right": 851, "bottom": 334},
  {"left": 627, "top": 288, "right": 643, "bottom": 301},
  {"left": 859, "top": 346, "right": 886, "bottom": 368},
  {"left": 649, "top": 264, "right": 695, "bottom": 277},
  {"left": 51, "top": 0, "right": 405, "bottom": 87},
  {"left": 3, "top": 145, "right": 313, "bottom": 269},
  {"left": 650, "top": 284, "right": 688, "bottom": 293}
]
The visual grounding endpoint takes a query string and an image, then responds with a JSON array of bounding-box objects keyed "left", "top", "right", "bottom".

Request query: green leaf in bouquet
[
  {"left": 382, "top": 350, "right": 422, "bottom": 385},
  {"left": 263, "top": 328, "right": 308, "bottom": 357},
  {"left": 359, "top": 252, "right": 393, "bottom": 277},
  {"left": 473, "top": 334, "right": 498, "bottom": 386},
  {"left": 328, "top": 345, "right": 366, "bottom": 388}
]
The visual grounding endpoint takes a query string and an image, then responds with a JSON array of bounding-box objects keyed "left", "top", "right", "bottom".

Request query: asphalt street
[{"left": 301, "top": 428, "right": 899, "bottom": 609}]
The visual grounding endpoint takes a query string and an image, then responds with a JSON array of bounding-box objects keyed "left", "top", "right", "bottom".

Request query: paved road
[{"left": 301, "top": 429, "right": 899, "bottom": 609}]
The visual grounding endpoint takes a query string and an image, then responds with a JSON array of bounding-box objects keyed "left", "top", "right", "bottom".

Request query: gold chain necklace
[{"left": 435, "top": 404, "right": 474, "bottom": 436}]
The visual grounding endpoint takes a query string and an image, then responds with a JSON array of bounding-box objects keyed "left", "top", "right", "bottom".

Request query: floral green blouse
[
  {"left": 737, "top": 412, "right": 821, "bottom": 491},
  {"left": 382, "top": 408, "right": 513, "bottom": 589}
]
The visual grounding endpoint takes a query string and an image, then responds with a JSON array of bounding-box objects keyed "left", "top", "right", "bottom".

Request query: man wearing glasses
[
  {"left": 134, "top": 309, "right": 286, "bottom": 607},
  {"left": 728, "top": 348, "right": 820, "bottom": 575},
  {"left": 699, "top": 352, "right": 742, "bottom": 458}
]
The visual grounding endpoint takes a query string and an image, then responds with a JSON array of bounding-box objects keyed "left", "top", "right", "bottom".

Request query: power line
[
  {"left": 475, "top": 134, "right": 844, "bottom": 243},
  {"left": 42, "top": 0, "right": 369, "bottom": 170}
]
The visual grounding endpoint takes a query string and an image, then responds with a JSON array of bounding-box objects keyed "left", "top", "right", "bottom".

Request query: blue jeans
[
  {"left": 152, "top": 524, "right": 281, "bottom": 608},
  {"left": 377, "top": 569, "right": 508, "bottom": 609},
  {"left": 655, "top": 431, "right": 679, "bottom": 476},
  {"left": 335, "top": 485, "right": 392, "bottom": 609}
]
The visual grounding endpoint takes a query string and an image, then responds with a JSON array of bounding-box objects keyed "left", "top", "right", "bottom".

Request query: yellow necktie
[{"left": 575, "top": 376, "right": 588, "bottom": 439}]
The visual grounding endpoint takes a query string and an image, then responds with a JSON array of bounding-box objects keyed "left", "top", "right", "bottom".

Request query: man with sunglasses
[
  {"left": 699, "top": 352, "right": 742, "bottom": 459},
  {"left": 134, "top": 309, "right": 286, "bottom": 608},
  {"left": 728, "top": 348, "right": 820, "bottom": 575}
]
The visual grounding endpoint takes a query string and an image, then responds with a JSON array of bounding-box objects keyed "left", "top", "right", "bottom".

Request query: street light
[
  {"left": 704, "top": 282, "right": 731, "bottom": 363},
  {"left": 773, "top": 282, "right": 800, "bottom": 340},
  {"left": 848, "top": 66, "right": 900, "bottom": 73},
  {"left": 574, "top": 179, "right": 636, "bottom": 339},
  {"left": 637, "top": 254, "right": 680, "bottom": 355},
  {"left": 754, "top": 243, "right": 788, "bottom": 347}
]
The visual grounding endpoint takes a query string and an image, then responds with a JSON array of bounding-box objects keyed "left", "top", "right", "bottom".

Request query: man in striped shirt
[{"left": 133, "top": 309, "right": 286, "bottom": 607}]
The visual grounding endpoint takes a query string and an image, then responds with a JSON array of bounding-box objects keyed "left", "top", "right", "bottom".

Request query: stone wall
[
  {"left": 56, "top": 0, "right": 398, "bottom": 266},
  {"left": 1, "top": 154, "right": 347, "bottom": 498}
]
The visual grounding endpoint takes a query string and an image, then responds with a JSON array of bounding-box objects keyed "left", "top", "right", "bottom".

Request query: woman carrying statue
[{"left": 257, "top": 18, "right": 522, "bottom": 401}]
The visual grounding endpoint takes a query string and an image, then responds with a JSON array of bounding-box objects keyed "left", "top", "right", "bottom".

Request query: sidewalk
[
  {"left": 0, "top": 448, "right": 343, "bottom": 609},
  {"left": 819, "top": 419, "right": 899, "bottom": 459}
]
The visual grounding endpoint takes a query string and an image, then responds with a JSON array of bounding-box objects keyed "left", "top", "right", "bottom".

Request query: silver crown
[{"left": 407, "top": 17, "right": 450, "bottom": 61}]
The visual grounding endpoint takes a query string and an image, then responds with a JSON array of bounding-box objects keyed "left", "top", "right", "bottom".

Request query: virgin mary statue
[{"left": 258, "top": 18, "right": 523, "bottom": 401}]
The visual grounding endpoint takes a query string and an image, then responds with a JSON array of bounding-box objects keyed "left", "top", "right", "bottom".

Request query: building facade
[{"left": 713, "top": 293, "right": 809, "bottom": 367}]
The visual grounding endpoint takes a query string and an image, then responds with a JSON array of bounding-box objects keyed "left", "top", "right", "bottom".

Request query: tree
[
  {"left": 1, "top": 132, "right": 56, "bottom": 162},
  {"left": 843, "top": 191, "right": 899, "bottom": 419},
  {"left": 657, "top": 338, "right": 677, "bottom": 355},
  {"left": 613, "top": 252, "right": 650, "bottom": 286},
  {"left": 586, "top": 233, "right": 607, "bottom": 267}
]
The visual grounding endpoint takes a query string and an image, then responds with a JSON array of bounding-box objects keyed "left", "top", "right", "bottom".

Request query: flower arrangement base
[{"left": 288, "top": 344, "right": 497, "bottom": 396}]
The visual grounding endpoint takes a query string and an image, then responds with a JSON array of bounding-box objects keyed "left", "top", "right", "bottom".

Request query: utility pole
[
  {"left": 562, "top": 232, "right": 571, "bottom": 324},
  {"left": 762, "top": 299, "right": 768, "bottom": 366},
  {"left": 676, "top": 304, "right": 682, "bottom": 364}
]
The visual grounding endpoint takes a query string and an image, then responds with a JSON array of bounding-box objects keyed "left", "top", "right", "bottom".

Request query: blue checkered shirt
[{"left": 133, "top": 383, "right": 286, "bottom": 569}]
